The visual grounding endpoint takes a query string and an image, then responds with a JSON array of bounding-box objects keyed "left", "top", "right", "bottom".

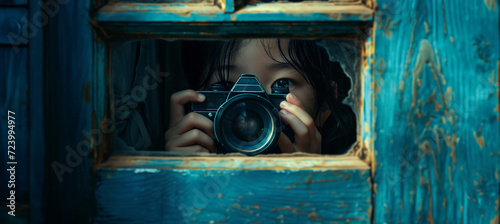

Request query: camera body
[{"left": 187, "top": 74, "right": 290, "bottom": 155}]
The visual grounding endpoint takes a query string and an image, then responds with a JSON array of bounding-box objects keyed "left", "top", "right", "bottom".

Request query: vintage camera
[{"left": 188, "top": 74, "right": 291, "bottom": 155}]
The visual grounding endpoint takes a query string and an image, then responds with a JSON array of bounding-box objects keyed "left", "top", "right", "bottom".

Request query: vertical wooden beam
[
  {"left": 29, "top": 0, "right": 45, "bottom": 223},
  {"left": 44, "top": 0, "right": 93, "bottom": 222},
  {"left": 372, "top": 0, "right": 500, "bottom": 223}
]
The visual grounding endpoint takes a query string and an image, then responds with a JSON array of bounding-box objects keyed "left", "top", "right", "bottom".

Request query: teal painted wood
[
  {"left": 44, "top": 0, "right": 94, "bottom": 222},
  {"left": 371, "top": 0, "right": 500, "bottom": 223},
  {"left": 94, "top": 156, "right": 372, "bottom": 223},
  {"left": 29, "top": 0, "right": 45, "bottom": 222},
  {"left": 0, "top": 46, "right": 29, "bottom": 223},
  {"left": 95, "top": 2, "right": 373, "bottom": 22}
]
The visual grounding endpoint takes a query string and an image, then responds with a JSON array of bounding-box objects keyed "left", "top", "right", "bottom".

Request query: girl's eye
[{"left": 272, "top": 78, "right": 295, "bottom": 89}]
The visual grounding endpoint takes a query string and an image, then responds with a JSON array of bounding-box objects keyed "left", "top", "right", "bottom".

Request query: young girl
[{"left": 165, "top": 39, "right": 356, "bottom": 154}]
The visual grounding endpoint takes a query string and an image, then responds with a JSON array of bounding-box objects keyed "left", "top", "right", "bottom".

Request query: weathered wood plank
[
  {"left": 371, "top": 0, "right": 500, "bottom": 223},
  {"left": 44, "top": 0, "right": 94, "bottom": 223},
  {"left": 28, "top": 0, "right": 45, "bottom": 222},
  {"left": 95, "top": 2, "right": 373, "bottom": 22},
  {"left": 94, "top": 155, "right": 371, "bottom": 223}
]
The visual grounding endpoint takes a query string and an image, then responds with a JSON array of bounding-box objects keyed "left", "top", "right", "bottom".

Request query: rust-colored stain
[
  {"left": 251, "top": 205, "right": 260, "bottom": 209},
  {"left": 231, "top": 203, "right": 254, "bottom": 215},
  {"left": 489, "top": 213, "right": 498, "bottom": 224},
  {"left": 431, "top": 148, "right": 440, "bottom": 181},
  {"left": 445, "top": 133, "right": 457, "bottom": 166},
  {"left": 83, "top": 82, "right": 90, "bottom": 102},
  {"left": 489, "top": 70, "right": 496, "bottom": 83},
  {"left": 427, "top": 197, "right": 434, "bottom": 224},
  {"left": 271, "top": 206, "right": 305, "bottom": 216},
  {"left": 366, "top": 205, "right": 373, "bottom": 218},
  {"left": 442, "top": 198, "right": 446, "bottom": 209},
  {"left": 307, "top": 211, "right": 322, "bottom": 221},
  {"left": 425, "top": 89, "right": 443, "bottom": 112},
  {"left": 432, "top": 129, "right": 442, "bottom": 154},
  {"left": 450, "top": 37, "right": 454, "bottom": 43},
  {"left": 495, "top": 60, "right": 500, "bottom": 121},
  {"left": 444, "top": 87, "right": 452, "bottom": 107},
  {"left": 473, "top": 129, "right": 485, "bottom": 149},
  {"left": 424, "top": 21, "right": 430, "bottom": 34},
  {"left": 484, "top": 0, "right": 497, "bottom": 9}
]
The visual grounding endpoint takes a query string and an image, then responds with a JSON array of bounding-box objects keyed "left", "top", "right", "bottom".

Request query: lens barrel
[{"left": 214, "top": 94, "right": 281, "bottom": 155}]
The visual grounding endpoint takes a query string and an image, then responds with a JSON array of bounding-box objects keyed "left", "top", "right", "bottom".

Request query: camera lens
[
  {"left": 231, "top": 110, "right": 264, "bottom": 142},
  {"left": 214, "top": 94, "right": 281, "bottom": 155}
]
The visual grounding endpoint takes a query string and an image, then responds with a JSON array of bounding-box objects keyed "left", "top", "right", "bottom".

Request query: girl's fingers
[
  {"left": 277, "top": 131, "right": 296, "bottom": 153},
  {"left": 286, "top": 93, "right": 306, "bottom": 110},
  {"left": 280, "top": 100, "right": 316, "bottom": 134},
  {"left": 170, "top": 90, "right": 206, "bottom": 126},
  {"left": 168, "top": 112, "right": 215, "bottom": 139},
  {"left": 168, "top": 129, "right": 216, "bottom": 152},
  {"left": 280, "top": 109, "right": 315, "bottom": 153},
  {"left": 280, "top": 94, "right": 321, "bottom": 154}
]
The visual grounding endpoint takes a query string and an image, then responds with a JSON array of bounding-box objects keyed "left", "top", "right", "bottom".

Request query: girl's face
[{"left": 209, "top": 39, "right": 317, "bottom": 118}]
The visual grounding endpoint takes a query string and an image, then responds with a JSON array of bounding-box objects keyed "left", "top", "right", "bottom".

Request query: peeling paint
[
  {"left": 496, "top": 60, "right": 500, "bottom": 121},
  {"left": 484, "top": 0, "right": 497, "bottom": 10},
  {"left": 427, "top": 197, "right": 434, "bottom": 224},
  {"left": 133, "top": 168, "right": 160, "bottom": 173},
  {"left": 473, "top": 130, "right": 485, "bottom": 149}
]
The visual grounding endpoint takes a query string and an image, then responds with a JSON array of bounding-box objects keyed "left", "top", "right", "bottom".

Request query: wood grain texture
[
  {"left": 371, "top": 0, "right": 500, "bottom": 223},
  {"left": 94, "top": 155, "right": 371, "bottom": 223},
  {"left": 44, "top": 0, "right": 94, "bottom": 223},
  {"left": 29, "top": 0, "right": 45, "bottom": 222},
  {"left": 95, "top": 2, "right": 373, "bottom": 22}
]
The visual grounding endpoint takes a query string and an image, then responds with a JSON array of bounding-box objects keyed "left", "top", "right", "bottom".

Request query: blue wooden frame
[{"left": 90, "top": 0, "right": 375, "bottom": 223}]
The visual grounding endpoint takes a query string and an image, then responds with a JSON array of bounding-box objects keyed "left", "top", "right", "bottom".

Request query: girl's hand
[
  {"left": 277, "top": 93, "right": 323, "bottom": 154},
  {"left": 165, "top": 90, "right": 216, "bottom": 153}
]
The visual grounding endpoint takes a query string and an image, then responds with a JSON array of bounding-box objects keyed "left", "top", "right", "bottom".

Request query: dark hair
[{"left": 182, "top": 39, "right": 357, "bottom": 154}]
